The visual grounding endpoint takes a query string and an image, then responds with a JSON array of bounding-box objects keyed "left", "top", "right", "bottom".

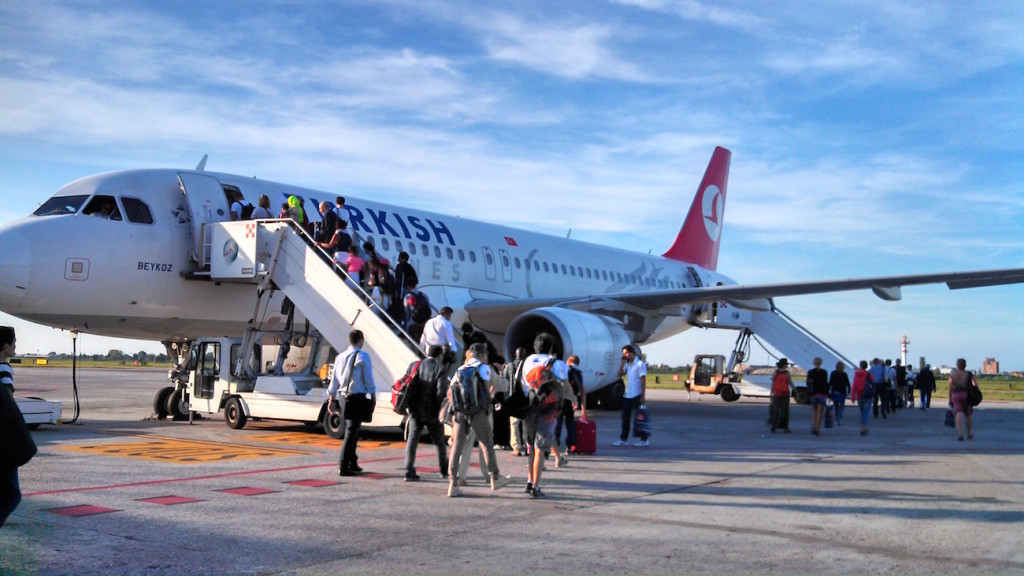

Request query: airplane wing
[{"left": 465, "top": 267, "right": 1024, "bottom": 323}]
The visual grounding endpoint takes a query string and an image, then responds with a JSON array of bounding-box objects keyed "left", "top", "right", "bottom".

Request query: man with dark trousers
[{"left": 327, "top": 330, "right": 375, "bottom": 476}]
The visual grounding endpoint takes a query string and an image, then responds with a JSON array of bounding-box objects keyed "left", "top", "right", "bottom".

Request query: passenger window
[
  {"left": 396, "top": 241, "right": 403, "bottom": 253},
  {"left": 501, "top": 254, "right": 509, "bottom": 268},
  {"left": 534, "top": 260, "right": 540, "bottom": 271},
  {"left": 485, "top": 252, "right": 494, "bottom": 266},
  {"left": 382, "top": 238, "right": 390, "bottom": 252},
  {"left": 120, "top": 197, "right": 154, "bottom": 224},
  {"left": 542, "top": 262, "right": 549, "bottom": 272},
  {"left": 409, "top": 243, "right": 416, "bottom": 255},
  {"left": 514, "top": 257, "right": 521, "bottom": 268},
  {"left": 569, "top": 266, "right": 575, "bottom": 277},
  {"left": 458, "top": 249, "right": 465, "bottom": 261},
  {"left": 446, "top": 247, "right": 453, "bottom": 260},
  {"left": 82, "top": 195, "right": 122, "bottom": 221},
  {"left": 422, "top": 244, "right": 429, "bottom": 256},
  {"left": 601, "top": 270, "right": 608, "bottom": 281},
  {"left": 434, "top": 246, "right": 441, "bottom": 258},
  {"left": 586, "top": 268, "right": 592, "bottom": 279},
  {"left": 469, "top": 251, "right": 477, "bottom": 263}
]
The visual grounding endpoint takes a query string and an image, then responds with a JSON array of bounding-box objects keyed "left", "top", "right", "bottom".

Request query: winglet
[
  {"left": 661, "top": 146, "right": 731, "bottom": 271},
  {"left": 195, "top": 154, "right": 208, "bottom": 172}
]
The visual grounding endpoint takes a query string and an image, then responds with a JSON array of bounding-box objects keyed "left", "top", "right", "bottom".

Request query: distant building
[
  {"left": 982, "top": 358, "right": 999, "bottom": 375},
  {"left": 938, "top": 365, "right": 954, "bottom": 376}
]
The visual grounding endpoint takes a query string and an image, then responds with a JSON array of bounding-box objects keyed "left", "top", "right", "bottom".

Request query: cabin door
[{"left": 178, "top": 173, "right": 230, "bottom": 264}]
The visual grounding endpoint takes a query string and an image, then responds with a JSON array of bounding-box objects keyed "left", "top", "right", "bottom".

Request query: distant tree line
[{"left": 45, "top": 349, "right": 170, "bottom": 364}]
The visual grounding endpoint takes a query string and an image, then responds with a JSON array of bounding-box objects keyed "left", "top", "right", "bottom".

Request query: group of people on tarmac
[
  {"left": 327, "top": 315, "right": 654, "bottom": 499},
  {"left": 769, "top": 355, "right": 978, "bottom": 440}
]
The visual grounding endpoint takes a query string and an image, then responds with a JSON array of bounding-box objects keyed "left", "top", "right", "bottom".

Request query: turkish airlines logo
[{"left": 701, "top": 184, "right": 723, "bottom": 242}]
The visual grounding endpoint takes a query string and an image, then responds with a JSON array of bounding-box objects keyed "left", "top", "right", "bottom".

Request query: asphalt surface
[{"left": 2, "top": 367, "right": 1022, "bottom": 575}]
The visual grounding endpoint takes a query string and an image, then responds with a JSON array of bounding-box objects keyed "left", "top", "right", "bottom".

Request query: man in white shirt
[
  {"left": 519, "top": 333, "right": 568, "bottom": 499},
  {"left": 614, "top": 344, "right": 648, "bottom": 447},
  {"left": 327, "top": 330, "right": 376, "bottom": 476},
  {"left": 420, "top": 307, "right": 457, "bottom": 356}
]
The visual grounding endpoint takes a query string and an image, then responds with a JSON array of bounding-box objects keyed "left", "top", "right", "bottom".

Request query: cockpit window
[
  {"left": 33, "top": 195, "right": 89, "bottom": 216},
  {"left": 121, "top": 197, "right": 154, "bottom": 224},
  {"left": 82, "top": 195, "right": 122, "bottom": 221}
]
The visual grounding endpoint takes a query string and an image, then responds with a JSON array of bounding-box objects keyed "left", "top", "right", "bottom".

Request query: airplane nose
[{"left": 0, "top": 226, "right": 31, "bottom": 312}]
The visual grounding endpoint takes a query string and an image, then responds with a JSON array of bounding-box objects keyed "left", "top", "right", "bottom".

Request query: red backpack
[
  {"left": 526, "top": 358, "right": 563, "bottom": 409},
  {"left": 771, "top": 371, "right": 791, "bottom": 396},
  {"left": 391, "top": 360, "right": 422, "bottom": 414}
]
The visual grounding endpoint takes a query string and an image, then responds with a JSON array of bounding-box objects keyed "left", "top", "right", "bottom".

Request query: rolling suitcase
[{"left": 574, "top": 417, "right": 596, "bottom": 454}]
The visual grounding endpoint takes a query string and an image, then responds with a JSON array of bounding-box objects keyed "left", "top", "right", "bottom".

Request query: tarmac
[{"left": 2, "top": 366, "right": 1022, "bottom": 575}]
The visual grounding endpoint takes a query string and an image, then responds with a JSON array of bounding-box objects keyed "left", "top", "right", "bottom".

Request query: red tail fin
[{"left": 661, "top": 146, "right": 731, "bottom": 271}]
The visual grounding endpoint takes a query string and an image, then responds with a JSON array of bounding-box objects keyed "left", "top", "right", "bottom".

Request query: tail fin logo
[{"left": 701, "top": 185, "right": 723, "bottom": 242}]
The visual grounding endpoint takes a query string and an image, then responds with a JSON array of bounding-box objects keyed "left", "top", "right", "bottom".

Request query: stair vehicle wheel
[
  {"left": 225, "top": 397, "right": 247, "bottom": 429},
  {"left": 323, "top": 402, "right": 345, "bottom": 439},
  {"left": 720, "top": 385, "right": 740, "bottom": 402},
  {"left": 153, "top": 386, "right": 174, "bottom": 419}
]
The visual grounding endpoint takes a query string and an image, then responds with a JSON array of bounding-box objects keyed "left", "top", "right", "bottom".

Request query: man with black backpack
[
  {"left": 520, "top": 333, "right": 569, "bottom": 498},
  {"left": 402, "top": 345, "right": 448, "bottom": 482},
  {"left": 445, "top": 343, "right": 512, "bottom": 497}
]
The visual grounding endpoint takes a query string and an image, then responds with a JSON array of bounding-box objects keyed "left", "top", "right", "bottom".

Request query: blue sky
[{"left": 1, "top": 1, "right": 1022, "bottom": 370}]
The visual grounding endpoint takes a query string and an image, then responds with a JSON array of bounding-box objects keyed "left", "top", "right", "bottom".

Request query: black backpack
[
  {"left": 411, "top": 292, "right": 431, "bottom": 323},
  {"left": 240, "top": 202, "right": 255, "bottom": 220},
  {"left": 450, "top": 365, "right": 489, "bottom": 416}
]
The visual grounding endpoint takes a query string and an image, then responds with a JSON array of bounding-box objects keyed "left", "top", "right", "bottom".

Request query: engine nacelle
[{"left": 504, "top": 307, "right": 629, "bottom": 393}]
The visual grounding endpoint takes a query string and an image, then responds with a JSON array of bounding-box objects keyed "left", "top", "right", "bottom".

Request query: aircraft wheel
[
  {"left": 323, "top": 402, "right": 346, "bottom": 440},
  {"left": 167, "top": 389, "right": 188, "bottom": 419},
  {"left": 720, "top": 386, "right": 740, "bottom": 402},
  {"left": 601, "top": 380, "right": 624, "bottom": 411},
  {"left": 793, "top": 388, "right": 810, "bottom": 405},
  {"left": 153, "top": 386, "right": 174, "bottom": 419},
  {"left": 225, "top": 397, "right": 247, "bottom": 429}
]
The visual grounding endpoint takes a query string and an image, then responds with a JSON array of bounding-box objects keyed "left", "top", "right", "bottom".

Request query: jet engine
[{"left": 504, "top": 307, "right": 629, "bottom": 403}]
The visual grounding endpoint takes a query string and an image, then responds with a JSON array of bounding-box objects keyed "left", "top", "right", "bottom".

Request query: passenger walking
[
  {"left": 504, "top": 347, "right": 529, "bottom": 456},
  {"left": 768, "top": 358, "right": 794, "bottom": 433},
  {"left": 614, "top": 344, "right": 649, "bottom": 446},
  {"left": 520, "top": 333, "right": 568, "bottom": 498},
  {"left": 1, "top": 326, "right": 36, "bottom": 528},
  {"left": 251, "top": 195, "right": 274, "bottom": 219},
  {"left": 869, "top": 359, "right": 890, "bottom": 419},
  {"left": 402, "top": 345, "right": 448, "bottom": 482},
  {"left": 807, "top": 357, "right": 829, "bottom": 435},
  {"left": 327, "top": 330, "right": 375, "bottom": 476},
  {"left": 828, "top": 361, "right": 851, "bottom": 426},
  {"left": 446, "top": 344, "right": 512, "bottom": 497},
  {"left": 850, "top": 360, "right": 874, "bottom": 436},
  {"left": 318, "top": 219, "right": 352, "bottom": 257},
  {"left": 947, "top": 358, "right": 978, "bottom": 441},
  {"left": 394, "top": 252, "right": 418, "bottom": 302},
  {"left": 420, "top": 307, "right": 457, "bottom": 357},
  {"left": 316, "top": 202, "right": 338, "bottom": 246},
  {"left": 555, "top": 355, "right": 586, "bottom": 455},
  {"left": 894, "top": 359, "right": 908, "bottom": 410},
  {"left": 916, "top": 364, "right": 936, "bottom": 411}
]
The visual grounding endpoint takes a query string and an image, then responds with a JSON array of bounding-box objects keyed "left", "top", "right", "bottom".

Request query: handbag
[
  {"left": 344, "top": 393, "right": 376, "bottom": 423},
  {"left": 944, "top": 408, "right": 956, "bottom": 428},
  {"left": 633, "top": 404, "right": 651, "bottom": 438},
  {"left": 966, "top": 385, "right": 983, "bottom": 407}
]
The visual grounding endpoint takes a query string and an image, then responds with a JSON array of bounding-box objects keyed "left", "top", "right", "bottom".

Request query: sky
[{"left": 1, "top": 1, "right": 1022, "bottom": 371}]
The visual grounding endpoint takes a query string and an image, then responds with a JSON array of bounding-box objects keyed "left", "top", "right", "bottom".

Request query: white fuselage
[{"left": 0, "top": 168, "right": 731, "bottom": 354}]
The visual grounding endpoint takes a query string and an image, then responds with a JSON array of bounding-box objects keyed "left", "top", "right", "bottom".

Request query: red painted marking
[
  {"left": 419, "top": 467, "right": 440, "bottom": 474},
  {"left": 217, "top": 487, "right": 278, "bottom": 496},
  {"left": 46, "top": 505, "right": 119, "bottom": 517},
  {"left": 137, "top": 495, "right": 203, "bottom": 506},
  {"left": 23, "top": 455, "right": 406, "bottom": 498},
  {"left": 285, "top": 479, "right": 339, "bottom": 488}
]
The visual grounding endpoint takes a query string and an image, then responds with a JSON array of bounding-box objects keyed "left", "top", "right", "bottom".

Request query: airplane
[{"left": 1, "top": 146, "right": 1023, "bottom": 409}]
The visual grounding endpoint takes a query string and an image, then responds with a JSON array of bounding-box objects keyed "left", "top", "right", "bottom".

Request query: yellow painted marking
[
  {"left": 60, "top": 436, "right": 314, "bottom": 464},
  {"left": 255, "top": 431, "right": 402, "bottom": 450}
]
